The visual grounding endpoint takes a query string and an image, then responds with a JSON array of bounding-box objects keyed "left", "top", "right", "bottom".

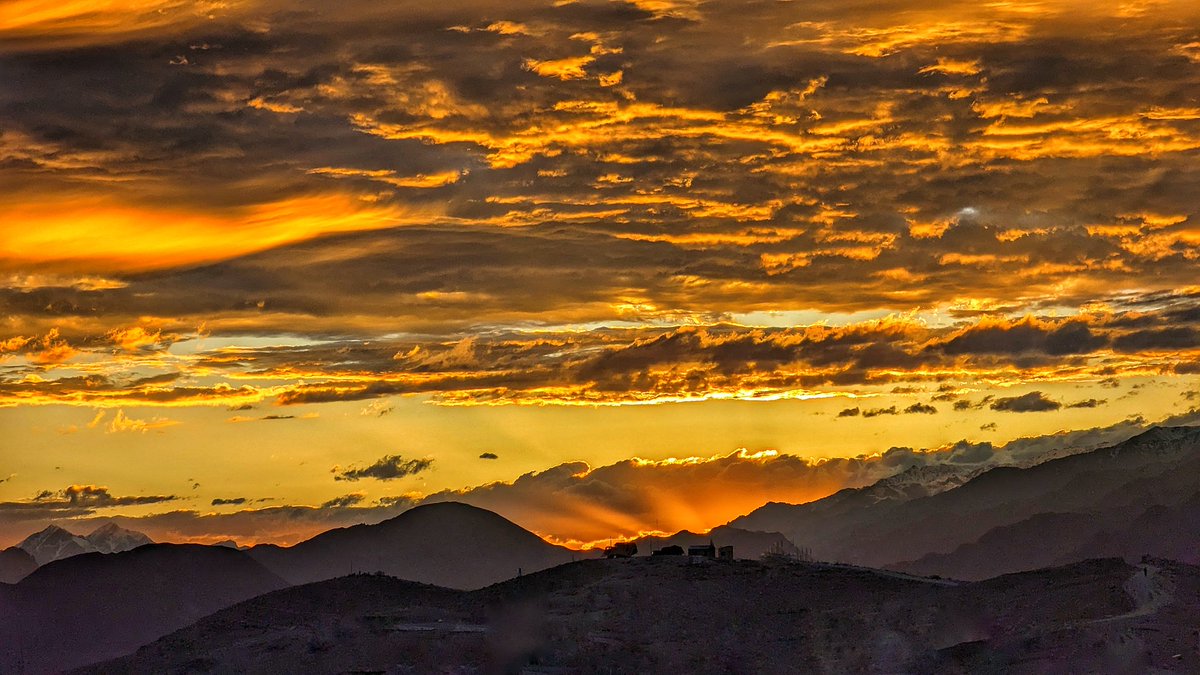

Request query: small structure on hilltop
[
  {"left": 688, "top": 541, "right": 717, "bottom": 559},
  {"left": 603, "top": 542, "right": 638, "bottom": 558},
  {"left": 718, "top": 545, "right": 734, "bottom": 561},
  {"left": 760, "top": 541, "right": 813, "bottom": 564},
  {"left": 652, "top": 544, "right": 685, "bottom": 556}
]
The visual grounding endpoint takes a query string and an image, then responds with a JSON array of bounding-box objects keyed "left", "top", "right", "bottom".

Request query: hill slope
[
  {"left": 80, "top": 556, "right": 1200, "bottom": 674},
  {"left": 731, "top": 425, "right": 1200, "bottom": 574},
  {"left": 247, "top": 501, "right": 576, "bottom": 589},
  {"left": 0, "top": 544, "right": 288, "bottom": 673},
  {"left": 0, "top": 547, "right": 36, "bottom": 583}
]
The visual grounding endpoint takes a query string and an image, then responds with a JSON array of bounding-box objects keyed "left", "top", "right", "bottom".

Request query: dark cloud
[
  {"left": 0, "top": 485, "right": 176, "bottom": 521},
  {"left": 954, "top": 396, "right": 994, "bottom": 411},
  {"left": 479, "top": 452, "right": 499, "bottom": 460},
  {"left": 990, "top": 391, "right": 1062, "bottom": 413},
  {"left": 936, "top": 319, "right": 1108, "bottom": 357},
  {"left": 836, "top": 407, "right": 861, "bottom": 418},
  {"left": 320, "top": 494, "right": 367, "bottom": 509},
  {"left": 211, "top": 497, "right": 248, "bottom": 506},
  {"left": 1112, "top": 327, "right": 1200, "bottom": 352},
  {"left": 333, "top": 455, "right": 434, "bottom": 482},
  {"left": 903, "top": 402, "right": 938, "bottom": 415},
  {"left": 862, "top": 406, "right": 898, "bottom": 417},
  {"left": 1066, "top": 398, "right": 1106, "bottom": 409}
]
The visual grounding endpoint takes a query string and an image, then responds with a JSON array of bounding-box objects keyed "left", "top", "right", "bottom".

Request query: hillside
[
  {"left": 731, "top": 425, "right": 1200, "bottom": 574},
  {"left": 80, "top": 556, "right": 1200, "bottom": 674},
  {"left": 0, "top": 544, "right": 288, "bottom": 673},
  {"left": 0, "top": 547, "right": 36, "bottom": 584},
  {"left": 247, "top": 501, "right": 577, "bottom": 589}
]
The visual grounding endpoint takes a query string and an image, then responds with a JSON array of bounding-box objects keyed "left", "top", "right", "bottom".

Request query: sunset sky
[{"left": 2, "top": 0, "right": 1199, "bottom": 549}]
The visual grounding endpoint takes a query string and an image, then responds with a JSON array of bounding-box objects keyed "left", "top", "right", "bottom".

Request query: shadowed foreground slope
[
  {"left": 0, "top": 544, "right": 287, "bottom": 674},
  {"left": 82, "top": 556, "right": 1200, "bottom": 674}
]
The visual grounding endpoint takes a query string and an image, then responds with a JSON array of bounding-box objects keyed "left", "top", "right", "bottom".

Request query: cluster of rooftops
[{"left": 602, "top": 541, "right": 734, "bottom": 560}]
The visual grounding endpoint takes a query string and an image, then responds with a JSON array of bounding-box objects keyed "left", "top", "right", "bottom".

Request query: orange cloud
[{"left": 0, "top": 193, "right": 440, "bottom": 272}]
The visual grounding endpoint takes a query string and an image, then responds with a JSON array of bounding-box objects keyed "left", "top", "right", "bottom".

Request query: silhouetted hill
[
  {"left": 630, "top": 525, "right": 800, "bottom": 559},
  {"left": 0, "top": 543, "right": 287, "bottom": 673},
  {"left": 0, "top": 546, "right": 35, "bottom": 583},
  {"left": 247, "top": 501, "right": 576, "bottom": 589},
  {"left": 80, "top": 556, "right": 1200, "bottom": 674},
  {"left": 731, "top": 425, "right": 1200, "bottom": 574}
]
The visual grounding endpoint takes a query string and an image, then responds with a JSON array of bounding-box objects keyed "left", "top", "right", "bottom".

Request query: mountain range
[
  {"left": 730, "top": 425, "right": 1200, "bottom": 579},
  {"left": 2, "top": 424, "right": 1199, "bottom": 671}
]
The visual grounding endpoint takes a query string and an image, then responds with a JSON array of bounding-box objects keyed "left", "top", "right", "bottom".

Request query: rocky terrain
[{"left": 80, "top": 555, "right": 1200, "bottom": 674}]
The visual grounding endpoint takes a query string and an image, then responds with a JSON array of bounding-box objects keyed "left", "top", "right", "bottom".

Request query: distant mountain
[
  {"left": 0, "top": 544, "right": 287, "bottom": 673},
  {"left": 731, "top": 425, "right": 1200, "bottom": 574},
  {"left": 247, "top": 501, "right": 576, "bottom": 589},
  {"left": 861, "top": 463, "right": 987, "bottom": 502},
  {"left": 630, "top": 525, "right": 800, "bottom": 559},
  {"left": 18, "top": 524, "right": 97, "bottom": 565},
  {"left": 79, "top": 556, "right": 1200, "bottom": 674},
  {"left": 16, "top": 523, "right": 154, "bottom": 565},
  {"left": 0, "top": 547, "right": 36, "bottom": 584},
  {"left": 894, "top": 489, "right": 1200, "bottom": 581},
  {"left": 729, "top": 463, "right": 986, "bottom": 562},
  {"left": 85, "top": 522, "right": 153, "bottom": 554}
]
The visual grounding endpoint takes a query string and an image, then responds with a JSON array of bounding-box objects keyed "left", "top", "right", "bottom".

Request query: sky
[{"left": 1, "top": 0, "right": 1199, "bottom": 549}]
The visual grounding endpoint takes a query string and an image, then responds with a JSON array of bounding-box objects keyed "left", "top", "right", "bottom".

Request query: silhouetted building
[
  {"left": 688, "top": 542, "right": 716, "bottom": 558},
  {"left": 603, "top": 542, "right": 638, "bottom": 558},
  {"left": 718, "top": 545, "right": 734, "bottom": 561},
  {"left": 652, "top": 544, "right": 685, "bottom": 556}
]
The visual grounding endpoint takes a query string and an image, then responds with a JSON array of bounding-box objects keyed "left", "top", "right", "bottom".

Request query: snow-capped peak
[
  {"left": 861, "top": 464, "right": 985, "bottom": 504},
  {"left": 18, "top": 525, "right": 97, "bottom": 565},
  {"left": 85, "top": 522, "right": 154, "bottom": 554},
  {"left": 16, "top": 523, "right": 155, "bottom": 565}
]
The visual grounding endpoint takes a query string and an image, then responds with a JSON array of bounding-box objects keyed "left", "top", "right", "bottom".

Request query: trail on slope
[{"left": 1088, "top": 563, "right": 1173, "bottom": 624}]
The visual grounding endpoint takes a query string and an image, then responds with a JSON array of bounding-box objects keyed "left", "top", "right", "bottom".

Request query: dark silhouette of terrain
[
  {"left": 732, "top": 425, "right": 1200, "bottom": 577},
  {"left": 0, "top": 544, "right": 287, "bottom": 674},
  {"left": 9, "top": 425, "right": 1200, "bottom": 673},
  {"left": 247, "top": 501, "right": 575, "bottom": 589},
  {"left": 79, "top": 556, "right": 1200, "bottom": 674},
  {"left": 0, "top": 547, "right": 35, "bottom": 583}
]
